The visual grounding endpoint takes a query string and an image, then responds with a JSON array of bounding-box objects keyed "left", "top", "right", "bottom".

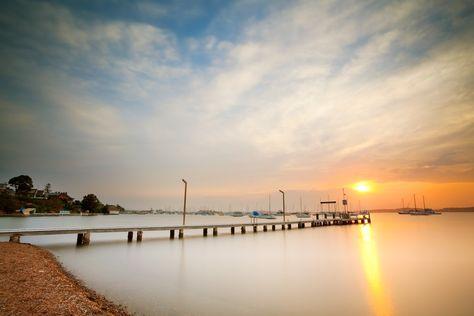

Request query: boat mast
[
  {"left": 300, "top": 196, "right": 303, "bottom": 214},
  {"left": 342, "top": 188, "right": 348, "bottom": 213},
  {"left": 423, "top": 195, "right": 426, "bottom": 210},
  {"left": 402, "top": 198, "right": 405, "bottom": 209},
  {"left": 268, "top": 194, "right": 271, "bottom": 213},
  {"left": 413, "top": 194, "right": 417, "bottom": 211}
]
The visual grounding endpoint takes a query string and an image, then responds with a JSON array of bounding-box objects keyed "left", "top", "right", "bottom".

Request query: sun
[{"left": 353, "top": 181, "right": 372, "bottom": 193}]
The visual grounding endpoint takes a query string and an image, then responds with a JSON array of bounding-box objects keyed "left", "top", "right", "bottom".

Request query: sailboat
[
  {"left": 409, "top": 195, "right": 441, "bottom": 215},
  {"left": 398, "top": 198, "right": 411, "bottom": 214},
  {"left": 249, "top": 211, "right": 276, "bottom": 220},
  {"left": 296, "top": 196, "right": 311, "bottom": 218},
  {"left": 249, "top": 195, "right": 276, "bottom": 220}
]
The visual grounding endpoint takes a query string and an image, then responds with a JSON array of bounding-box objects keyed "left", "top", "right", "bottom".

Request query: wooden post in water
[
  {"left": 213, "top": 227, "right": 218, "bottom": 236},
  {"left": 241, "top": 226, "right": 246, "bottom": 234},
  {"left": 9, "top": 234, "right": 20, "bottom": 243},
  {"left": 137, "top": 231, "right": 143, "bottom": 242},
  {"left": 83, "top": 232, "right": 90, "bottom": 245},
  {"left": 76, "top": 233, "right": 83, "bottom": 246},
  {"left": 127, "top": 231, "right": 133, "bottom": 242},
  {"left": 77, "top": 233, "right": 90, "bottom": 246},
  {"left": 170, "top": 230, "right": 175, "bottom": 239}
]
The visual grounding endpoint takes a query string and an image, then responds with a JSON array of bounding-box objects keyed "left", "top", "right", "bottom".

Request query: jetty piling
[
  {"left": 9, "top": 234, "right": 20, "bottom": 243},
  {"left": 76, "top": 232, "right": 90, "bottom": 246}
]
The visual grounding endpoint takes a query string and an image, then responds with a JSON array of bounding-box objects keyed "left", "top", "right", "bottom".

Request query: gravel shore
[{"left": 0, "top": 242, "right": 129, "bottom": 315}]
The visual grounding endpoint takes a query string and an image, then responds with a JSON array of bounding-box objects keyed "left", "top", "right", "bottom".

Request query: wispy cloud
[{"left": 0, "top": 0, "right": 473, "bottom": 208}]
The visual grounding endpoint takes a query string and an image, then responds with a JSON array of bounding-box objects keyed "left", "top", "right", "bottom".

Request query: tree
[
  {"left": 44, "top": 183, "right": 51, "bottom": 198},
  {"left": 0, "top": 192, "right": 21, "bottom": 213},
  {"left": 8, "top": 175, "right": 33, "bottom": 194},
  {"left": 66, "top": 200, "right": 82, "bottom": 213},
  {"left": 81, "top": 194, "right": 102, "bottom": 212}
]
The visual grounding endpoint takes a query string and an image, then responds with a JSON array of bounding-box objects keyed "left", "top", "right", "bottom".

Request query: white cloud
[{"left": 0, "top": 0, "right": 473, "bottom": 208}]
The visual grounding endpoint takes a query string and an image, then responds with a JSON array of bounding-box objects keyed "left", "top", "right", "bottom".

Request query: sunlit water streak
[
  {"left": 1, "top": 213, "right": 474, "bottom": 315},
  {"left": 359, "top": 225, "right": 392, "bottom": 316}
]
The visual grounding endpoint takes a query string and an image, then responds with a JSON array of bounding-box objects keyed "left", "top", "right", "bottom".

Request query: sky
[{"left": 0, "top": 0, "right": 473, "bottom": 210}]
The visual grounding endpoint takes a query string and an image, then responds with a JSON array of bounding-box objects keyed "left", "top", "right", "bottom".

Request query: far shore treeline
[{"left": 0, "top": 175, "right": 123, "bottom": 214}]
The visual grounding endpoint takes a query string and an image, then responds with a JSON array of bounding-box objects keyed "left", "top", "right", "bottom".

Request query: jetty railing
[{"left": 0, "top": 212, "right": 371, "bottom": 245}]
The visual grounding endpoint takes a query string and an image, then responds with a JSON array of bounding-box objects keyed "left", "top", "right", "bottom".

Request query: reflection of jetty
[{"left": 1, "top": 212, "right": 371, "bottom": 246}]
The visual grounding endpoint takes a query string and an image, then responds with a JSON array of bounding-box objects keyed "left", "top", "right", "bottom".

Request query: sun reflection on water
[{"left": 359, "top": 225, "right": 393, "bottom": 316}]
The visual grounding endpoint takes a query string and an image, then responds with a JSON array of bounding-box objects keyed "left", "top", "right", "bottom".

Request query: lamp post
[
  {"left": 279, "top": 190, "right": 286, "bottom": 222},
  {"left": 182, "top": 179, "right": 187, "bottom": 225}
]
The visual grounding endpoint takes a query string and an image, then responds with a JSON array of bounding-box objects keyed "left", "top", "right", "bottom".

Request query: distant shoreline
[
  {"left": 369, "top": 207, "right": 474, "bottom": 213},
  {"left": 0, "top": 213, "right": 119, "bottom": 217},
  {"left": 1, "top": 207, "right": 473, "bottom": 217}
]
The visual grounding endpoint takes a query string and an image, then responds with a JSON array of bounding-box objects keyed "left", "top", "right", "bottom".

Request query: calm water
[{"left": 1, "top": 213, "right": 474, "bottom": 315}]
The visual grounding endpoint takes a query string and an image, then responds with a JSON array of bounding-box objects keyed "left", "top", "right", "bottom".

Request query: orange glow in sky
[{"left": 353, "top": 181, "right": 373, "bottom": 193}]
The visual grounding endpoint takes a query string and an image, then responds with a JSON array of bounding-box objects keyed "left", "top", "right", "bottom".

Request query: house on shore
[
  {"left": 29, "top": 189, "right": 46, "bottom": 199},
  {"left": 105, "top": 205, "right": 121, "bottom": 215},
  {"left": 48, "top": 192, "right": 74, "bottom": 203},
  {"left": 0, "top": 183, "right": 15, "bottom": 196}
]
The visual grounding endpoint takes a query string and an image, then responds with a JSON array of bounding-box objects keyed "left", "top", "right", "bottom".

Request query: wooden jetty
[{"left": 0, "top": 212, "right": 371, "bottom": 246}]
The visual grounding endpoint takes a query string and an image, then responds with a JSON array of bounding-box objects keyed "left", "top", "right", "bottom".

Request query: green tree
[
  {"left": 81, "top": 194, "right": 102, "bottom": 212},
  {"left": 0, "top": 192, "right": 21, "bottom": 213},
  {"left": 8, "top": 175, "right": 33, "bottom": 194},
  {"left": 66, "top": 200, "right": 82, "bottom": 213}
]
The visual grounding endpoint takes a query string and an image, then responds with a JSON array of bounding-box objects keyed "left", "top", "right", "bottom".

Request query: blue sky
[{"left": 0, "top": 0, "right": 473, "bottom": 209}]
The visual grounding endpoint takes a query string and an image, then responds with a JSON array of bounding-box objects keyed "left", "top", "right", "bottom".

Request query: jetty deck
[{"left": 0, "top": 212, "right": 371, "bottom": 245}]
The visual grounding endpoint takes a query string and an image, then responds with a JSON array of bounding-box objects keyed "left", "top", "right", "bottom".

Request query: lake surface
[{"left": 1, "top": 213, "right": 473, "bottom": 315}]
